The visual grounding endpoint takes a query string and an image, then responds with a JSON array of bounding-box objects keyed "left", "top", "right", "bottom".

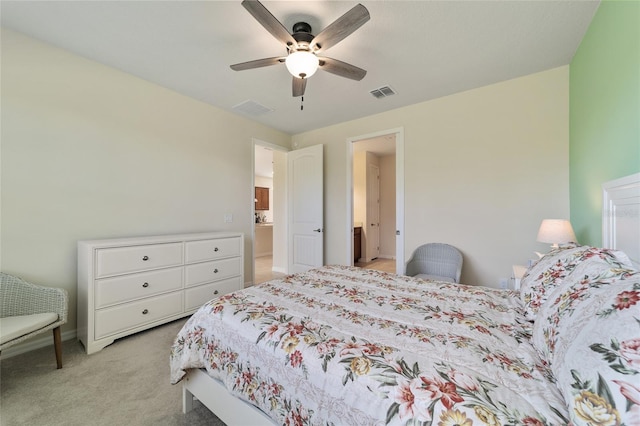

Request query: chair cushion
[
  {"left": 0, "top": 313, "right": 58, "bottom": 344},
  {"left": 413, "top": 274, "right": 455, "bottom": 283}
]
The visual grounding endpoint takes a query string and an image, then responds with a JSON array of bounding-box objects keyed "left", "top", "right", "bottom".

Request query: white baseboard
[
  {"left": 272, "top": 266, "right": 286, "bottom": 274},
  {"left": 378, "top": 254, "right": 396, "bottom": 260},
  {"left": 1, "top": 329, "right": 77, "bottom": 359}
]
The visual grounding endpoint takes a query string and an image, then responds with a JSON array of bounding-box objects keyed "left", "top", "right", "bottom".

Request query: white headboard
[{"left": 602, "top": 172, "right": 640, "bottom": 268}]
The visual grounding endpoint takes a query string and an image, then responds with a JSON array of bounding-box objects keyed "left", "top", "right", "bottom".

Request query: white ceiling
[{"left": 1, "top": 1, "right": 599, "bottom": 135}]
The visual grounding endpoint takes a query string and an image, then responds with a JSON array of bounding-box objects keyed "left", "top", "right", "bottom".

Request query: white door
[
  {"left": 367, "top": 163, "right": 380, "bottom": 260},
  {"left": 288, "top": 144, "right": 324, "bottom": 273}
]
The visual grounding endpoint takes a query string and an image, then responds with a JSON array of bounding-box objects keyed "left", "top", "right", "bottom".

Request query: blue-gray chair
[{"left": 405, "top": 243, "right": 463, "bottom": 283}]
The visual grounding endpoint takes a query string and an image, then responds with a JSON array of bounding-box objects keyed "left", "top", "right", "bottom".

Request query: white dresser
[{"left": 77, "top": 232, "right": 244, "bottom": 354}]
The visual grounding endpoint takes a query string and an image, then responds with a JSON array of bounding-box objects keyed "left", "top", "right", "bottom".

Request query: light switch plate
[{"left": 224, "top": 213, "right": 233, "bottom": 223}]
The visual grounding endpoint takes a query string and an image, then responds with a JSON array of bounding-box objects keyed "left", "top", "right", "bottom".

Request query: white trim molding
[{"left": 602, "top": 172, "right": 640, "bottom": 268}]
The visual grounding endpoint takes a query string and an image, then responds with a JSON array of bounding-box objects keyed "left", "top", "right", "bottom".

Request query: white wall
[
  {"left": 292, "top": 66, "right": 570, "bottom": 287},
  {"left": 1, "top": 29, "right": 290, "bottom": 334}
]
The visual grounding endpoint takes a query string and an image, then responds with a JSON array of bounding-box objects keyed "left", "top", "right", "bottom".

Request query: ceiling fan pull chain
[{"left": 301, "top": 96, "right": 304, "bottom": 111}]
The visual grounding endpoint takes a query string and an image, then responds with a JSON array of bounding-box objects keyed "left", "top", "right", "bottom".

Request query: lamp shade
[
  {"left": 537, "top": 219, "right": 577, "bottom": 246},
  {"left": 285, "top": 51, "right": 319, "bottom": 79}
]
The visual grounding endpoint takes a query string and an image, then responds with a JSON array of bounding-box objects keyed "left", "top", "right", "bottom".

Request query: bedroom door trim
[{"left": 346, "top": 127, "right": 405, "bottom": 274}]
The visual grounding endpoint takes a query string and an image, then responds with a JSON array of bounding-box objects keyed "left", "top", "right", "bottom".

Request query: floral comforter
[{"left": 170, "top": 266, "right": 568, "bottom": 425}]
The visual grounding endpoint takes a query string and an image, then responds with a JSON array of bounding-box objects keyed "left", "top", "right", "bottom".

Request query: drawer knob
[
  {"left": 214, "top": 268, "right": 219, "bottom": 273},
  {"left": 142, "top": 309, "right": 149, "bottom": 315},
  {"left": 213, "top": 290, "right": 219, "bottom": 295},
  {"left": 142, "top": 256, "right": 149, "bottom": 261},
  {"left": 142, "top": 282, "right": 149, "bottom": 288},
  {"left": 214, "top": 247, "right": 219, "bottom": 252}
]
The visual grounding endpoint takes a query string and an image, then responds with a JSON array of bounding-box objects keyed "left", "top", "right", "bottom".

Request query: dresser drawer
[
  {"left": 185, "top": 237, "right": 242, "bottom": 264},
  {"left": 185, "top": 257, "right": 242, "bottom": 287},
  {"left": 95, "top": 267, "right": 183, "bottom": 308},
  {"left": 95, "top": 292, "right": 183, "bottom": 339},
  {"left": 184, "top": 276, "right": 243, "bottom": 311},
  {"left": 96, "top": 243, "right": 183, "bottom": 278}
]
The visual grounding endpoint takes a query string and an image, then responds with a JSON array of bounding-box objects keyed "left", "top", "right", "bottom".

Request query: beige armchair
[{"left": 0, "top": 273, "right": 68, "bottom": 368}]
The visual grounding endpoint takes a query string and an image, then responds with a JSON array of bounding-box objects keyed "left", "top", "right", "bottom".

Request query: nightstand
[{"left": 512, "top": 265, "right": 527, "bottom": 290}]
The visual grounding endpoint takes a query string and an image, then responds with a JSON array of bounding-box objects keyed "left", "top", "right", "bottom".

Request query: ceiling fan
[{"left": 230, "top": 0, "right": 370, "bottom": 98}]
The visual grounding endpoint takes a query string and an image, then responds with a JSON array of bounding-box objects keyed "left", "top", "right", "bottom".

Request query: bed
[{"left": 170, "top": 247, "right": 640, "bottom": 425}]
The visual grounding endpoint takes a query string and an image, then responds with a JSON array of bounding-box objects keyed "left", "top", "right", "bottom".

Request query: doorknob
[{"left": 313, "top": 228, "right": 323, "bottom": 233}]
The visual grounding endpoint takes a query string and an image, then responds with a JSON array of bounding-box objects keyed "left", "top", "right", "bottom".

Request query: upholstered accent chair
[
  {"left": 0, "top": 273, "right": 68, "bottom": 368},
  {"left": 405, "top": 243, "right": 463, "bottom": 283}
]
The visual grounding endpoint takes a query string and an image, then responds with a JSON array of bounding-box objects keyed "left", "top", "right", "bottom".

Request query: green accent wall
[{"left": 570, "top": 0, "right": 640, "bottom": 246}]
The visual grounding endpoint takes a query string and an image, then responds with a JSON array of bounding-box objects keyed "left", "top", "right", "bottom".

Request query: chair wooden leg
[{"left": 53, "top": 326, "right": 63, "bottom": 369}]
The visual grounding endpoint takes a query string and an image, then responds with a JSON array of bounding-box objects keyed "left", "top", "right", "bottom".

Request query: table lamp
[{"left": 536, "top": 219, "right": 577, "bottom": 249}]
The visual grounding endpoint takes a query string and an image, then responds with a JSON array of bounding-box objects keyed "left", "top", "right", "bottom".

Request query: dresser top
[{"left": 78, "top": 231, "right": 243, "bottom": 248}]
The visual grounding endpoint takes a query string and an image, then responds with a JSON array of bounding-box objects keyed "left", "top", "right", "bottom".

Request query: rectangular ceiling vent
[
  {"left": 232, "top": 100, "right": 274, "bottom": 116},
  {"left": 369, "top": 85, "right": 397, "bottom": 99}
]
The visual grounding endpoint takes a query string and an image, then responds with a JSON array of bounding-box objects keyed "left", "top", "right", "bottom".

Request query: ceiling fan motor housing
[{"left": 291, "top": 22, "right": 314, "bottom": 49}]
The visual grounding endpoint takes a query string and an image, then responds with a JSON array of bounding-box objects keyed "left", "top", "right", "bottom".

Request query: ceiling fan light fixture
[{"left": 285, "top": 51, "right": 319, "bottom": 79}]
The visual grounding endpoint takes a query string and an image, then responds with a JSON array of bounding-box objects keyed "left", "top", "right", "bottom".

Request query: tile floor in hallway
[{"left": 354, "top": 258, "right": 397, "bottom": 273}]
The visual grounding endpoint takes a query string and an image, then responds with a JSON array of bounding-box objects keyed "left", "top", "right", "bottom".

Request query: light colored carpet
[{"left": 0, "top": 318, "right": 225, "bottom": 426}]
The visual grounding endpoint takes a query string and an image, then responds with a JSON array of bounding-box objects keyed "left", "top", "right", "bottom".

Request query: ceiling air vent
[
  {"left": 369, "top": 86, "right": 396, "bottom": 99},
  {"left": 232, "top": 100, "right": 274, "bottom": 116}
]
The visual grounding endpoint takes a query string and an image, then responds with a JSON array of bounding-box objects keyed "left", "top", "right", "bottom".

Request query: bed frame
[
  {"left": 182, "top": 173, "right": 640, "bottom": 425},
  {"left": 182, "top": 368, "right": 274, "bottom": 425}
]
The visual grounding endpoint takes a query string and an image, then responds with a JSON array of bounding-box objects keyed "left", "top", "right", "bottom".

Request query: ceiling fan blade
[
  {"left": 318, "top": 57, "right": 367, "bottom": 81},
  {"left": 292, "top": 77, "right": 307, "bottom": 97},
  {"left": 230, "top": 57, "right": 284, "bottom": 71},
  {"left": 241, "top": 0, "right": 296, "bottom": 47},
  {"left": 311, "top": 4, "right": 370, "bottom": 52}
]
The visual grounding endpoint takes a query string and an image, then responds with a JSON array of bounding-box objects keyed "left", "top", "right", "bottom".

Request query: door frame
[
  {"left": 251, "top": 138, "right": 290, "bottom": 286},
  {"left": 345, "top": 127, "right": 405, "bottom": 274}
]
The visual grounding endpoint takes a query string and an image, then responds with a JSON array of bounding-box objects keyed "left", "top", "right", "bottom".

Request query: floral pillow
[
  {"left": 519, "top": 245, "right": 632, "bottom": 321},
  {"left": 531, "top": 252, "right": 635, "bottom": 366},
  {"left": 548, "top": 272, "right": 640, "bottom": 426}
]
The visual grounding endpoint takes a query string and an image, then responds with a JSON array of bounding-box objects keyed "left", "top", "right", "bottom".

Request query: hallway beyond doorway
[
  {"left": 254, "top": 255, "right": 286, "bottom": 285},
  {"left": 355, "top": 258, "right": 396, "bottom": 273}
]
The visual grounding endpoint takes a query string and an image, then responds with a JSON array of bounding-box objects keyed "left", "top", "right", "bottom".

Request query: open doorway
[
  {"left": 253, "top": 141, "right": 287, "bottom": 285},
  {"left": 347, "top": 128, "right": 405, "bottom": 275}
]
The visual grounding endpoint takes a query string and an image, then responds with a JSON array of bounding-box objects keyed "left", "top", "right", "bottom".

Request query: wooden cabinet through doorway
[
  {"left": 354, "top": 227, "right": 362, "bottom": 262},
  {"left": 255, "top": 187, "right": 269, "bottom": 210}
]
